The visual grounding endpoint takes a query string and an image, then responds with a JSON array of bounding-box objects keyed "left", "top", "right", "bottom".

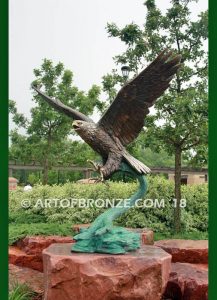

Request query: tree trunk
[
  {"left": 42, "top": 135, "right": 52, "bottom": 185},
  {"left": 174, "top": 146, "right": 182, "bottom": 233},
  {"left": 42, "top": 158, "right": 49, "bottom": 185}
]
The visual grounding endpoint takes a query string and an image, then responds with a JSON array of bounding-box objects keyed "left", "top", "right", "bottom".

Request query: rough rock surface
[
  {"left": 133, "top": 228, "right": 154, "bottom": 245},
  {"left": 9, "top": 235, "right": 74, "bottom": 271},
  {"left": 155, "top": 239, "right": 208, "bottom": 263},
  {"left": 43, "top": 243, "right": 171, "bottom": 300},
  {"left": 72, "top": 224, "right": 154, "bottom": 245},
  {"left": 163, "top": 262, "right": 208, "bottom": 300},
  {"left": 9, "top": 263, "right": 44, "bottom": 296},
  {"left": 16, "top": 235, "right": 74, "bottom": 255},
  {"left": 9, "top": 246, "right": 43, "bottom": 271}
]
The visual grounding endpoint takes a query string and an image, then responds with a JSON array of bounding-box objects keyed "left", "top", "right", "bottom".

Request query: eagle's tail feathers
[{"left": 123, "top": 151, "right": 151, "bottom": 175}]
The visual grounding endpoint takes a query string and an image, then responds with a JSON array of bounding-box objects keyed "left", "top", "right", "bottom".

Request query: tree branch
[{"left": 182, "top": 139, "right": 200, "bottom": 151}]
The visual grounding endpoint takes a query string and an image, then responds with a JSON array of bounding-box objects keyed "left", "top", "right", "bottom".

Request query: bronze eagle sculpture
[{"left": 33, "top": 50, "right": 181, "bottom": 181}]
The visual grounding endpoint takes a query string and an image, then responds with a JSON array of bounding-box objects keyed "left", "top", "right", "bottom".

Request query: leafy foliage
[
  {"left": 9, "top": 177, "right": 208, "bottom": 241},
  {"left": 9, "top": 100, "right": 28, "bottom": 128},
  {"left": 9, "top": 223, "right": 73, "bottom": 245},
  {"left": 9, "top": 59, "right": 102, "bottom": 184}
]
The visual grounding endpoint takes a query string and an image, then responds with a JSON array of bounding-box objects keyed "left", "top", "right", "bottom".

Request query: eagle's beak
[{"left": 72, "top": 120, "right": 80, "bottom": 130}]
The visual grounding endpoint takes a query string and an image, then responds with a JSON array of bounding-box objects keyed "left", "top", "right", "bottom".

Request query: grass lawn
[
  {"left": 154, "top": 231, "right": 208, "bottom": 241},
  {"left": 9, "top": 222, "right": 208, "bottom": 245}
]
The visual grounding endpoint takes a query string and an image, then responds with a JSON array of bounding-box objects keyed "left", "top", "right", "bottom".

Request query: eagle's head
[{"left": 72, "top": 120, "right": 97, "bottom": 139}]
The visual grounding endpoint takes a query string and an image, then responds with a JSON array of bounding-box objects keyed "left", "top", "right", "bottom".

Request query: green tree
[
  {"left": 102, "top": 0, "right": 208, "bottom": 232},
  {"left": 9, "top": 133, "right": 100, "bottom": 184},
  {"left": 9, "top": 100, "right": 28, "bottom": 128},
  {"left": 9, "top": 130, "right": 29, "bottom": 163},
  {"left": 10, "top": 59, "right": 102, "bottom": 184}
]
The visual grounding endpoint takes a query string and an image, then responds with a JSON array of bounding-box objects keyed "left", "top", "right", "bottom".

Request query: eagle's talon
[
  {"left": 100, "top": 170, "right": 110, "bottom": 186},
  {"left": 87, "top": 159, "right": 109, "bottom": 185},
  {"left": 87, "top": 160, "right": 101, "bottom": 172},
  {"left": 100, "top": 169, "right": 104, "bottom": 181},
  {"left": 87, "top": 160, "right": 108, "bottom": 185}
]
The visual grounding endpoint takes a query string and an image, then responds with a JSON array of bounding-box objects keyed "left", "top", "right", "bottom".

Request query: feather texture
[
  {"left": 32, "top": 85, "right": 93, "bottom": 122},
  {"left": 98, "top": 50, "right": 181, "bottom": 146}
]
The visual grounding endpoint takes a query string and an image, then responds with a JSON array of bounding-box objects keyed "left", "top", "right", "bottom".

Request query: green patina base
[
  {"left": 72, "top": 226, "right": 140, "bottom": 254},
  {"left": 71, "top": 163, "right": 148, "bottom": 254}
]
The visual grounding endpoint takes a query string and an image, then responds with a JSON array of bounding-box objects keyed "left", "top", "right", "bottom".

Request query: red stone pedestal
[
  {"left": 9, "top": 235, "right": 74, "bottom": 272},
  {"left": 163, "top": 263, "right": 208, "bottom": 300},
  {"left": 43, "top": 243, "right": 171, "bottom": 300},
  {"left": 155, "top": 239, "right": 208, "bottom": 263}
]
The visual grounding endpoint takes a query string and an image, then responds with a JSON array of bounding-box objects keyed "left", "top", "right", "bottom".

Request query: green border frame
[
  {"left": 209, "top": 0, "right": 217, "bottom": 298},
  {"left": 0, "top": 0, "right": 8, "bottom": 298},
  {"left": 0, "top": 0, "right": 216, "bottom": 299}
]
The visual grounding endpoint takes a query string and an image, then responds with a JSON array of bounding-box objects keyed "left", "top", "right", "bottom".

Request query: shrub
[
  {"left": 27, "top": 173, "right": 41, "bottom": 186},
  {"left": 9, "top": 223, "right": 73, "bottom": 245},
  {"left": 9, "top": 176, "right": 208, "bottom": 234}
]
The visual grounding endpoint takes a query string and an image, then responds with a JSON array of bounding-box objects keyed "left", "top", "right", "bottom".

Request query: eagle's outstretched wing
[
  {"left": 32, "top": 85, "right": 93, "bottom": 122},
  {"left": 98, "top": 50, "right": 181, "bottom": 146}
]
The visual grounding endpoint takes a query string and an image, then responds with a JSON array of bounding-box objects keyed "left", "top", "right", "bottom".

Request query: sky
[{"left": 9, "top": 0, "right": 208, "bottom": 128}]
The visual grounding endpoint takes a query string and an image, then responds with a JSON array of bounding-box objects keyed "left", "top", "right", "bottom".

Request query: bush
[
  {"left": 9, "top": 211, "right": 47, "bottom": 224},
  {"left": 27, "top": 173, "right": 41, "bottom": 186},
  {"left": 9, "top": 176, "right": 208, "bottom": 234},
  {"left": 9, "top": 223, "right": 73, "bottom": 245}
]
